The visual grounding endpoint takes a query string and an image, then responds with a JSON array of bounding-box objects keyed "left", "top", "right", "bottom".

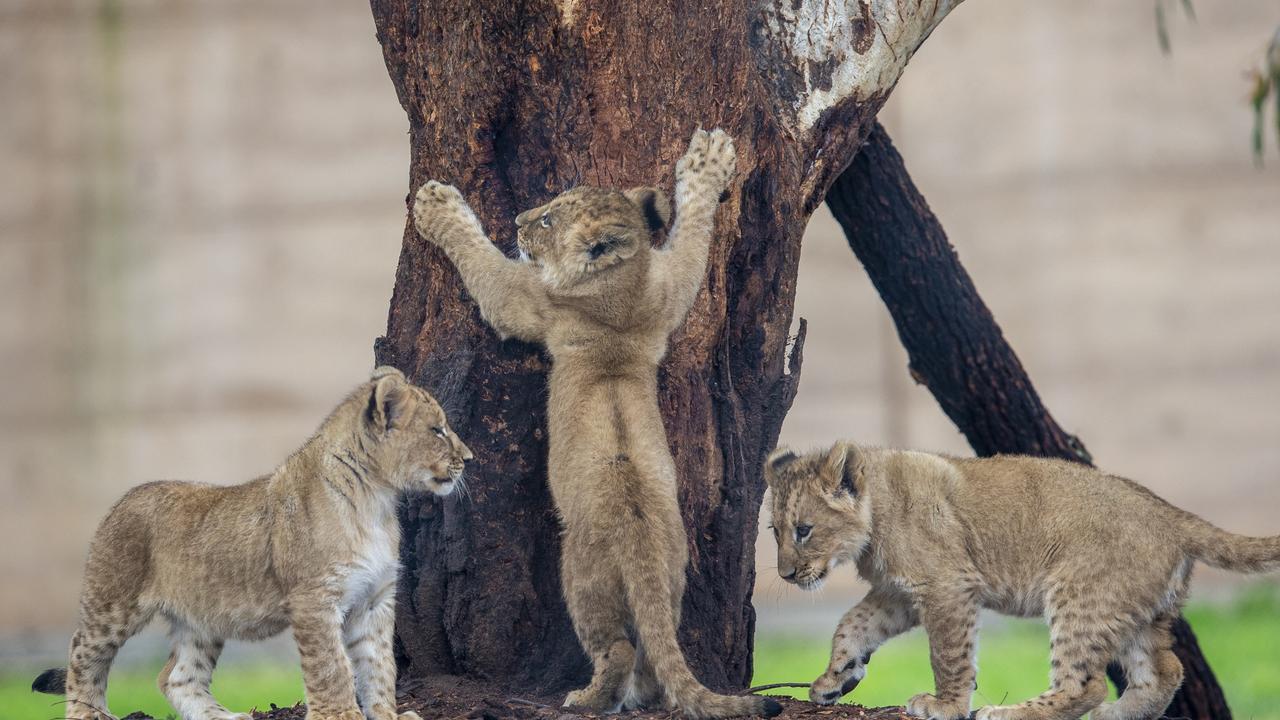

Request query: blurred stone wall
[{"left": 1, "top": 0, "right": 1277, "bottom": 643}]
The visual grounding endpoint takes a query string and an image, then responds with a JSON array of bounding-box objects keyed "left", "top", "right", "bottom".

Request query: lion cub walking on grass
[
  {"left": 413, "top": 129, "right": 778, "bottom": 720},
  {"left": 764, "top": 442, "right": 1280, "bottom": 720},
  {"left": 33, "top": 367, "right": 472, "bottom": 720}
]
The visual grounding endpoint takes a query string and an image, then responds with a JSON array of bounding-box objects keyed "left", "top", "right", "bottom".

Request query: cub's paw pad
[{"left": 907, "top": 692, "right": 970, "bottom": 720}]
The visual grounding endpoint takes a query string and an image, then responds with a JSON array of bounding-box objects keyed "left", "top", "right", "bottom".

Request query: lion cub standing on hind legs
[
  {"left": 33, "top": 367, "right": 473, "bottom": 720},
  {"left": 764, "top": 442, "right": 1280, "bottom": 720},
  {"left": 413, "top": 129, "right": 779, "bottom": 719}
]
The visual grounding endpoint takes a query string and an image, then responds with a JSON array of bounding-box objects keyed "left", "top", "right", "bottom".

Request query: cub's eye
[
  {"left": 587, "top": 242, "right": 608, "bottom": 260},
  {"left": 539, "top": 213, "right": 551, "bottom": 228},
  {"left": 795, "top": 524, "right": 812, "bottom": 542},
  {"left": 432, "top": 426, "right": 448, "bottom": 439}
]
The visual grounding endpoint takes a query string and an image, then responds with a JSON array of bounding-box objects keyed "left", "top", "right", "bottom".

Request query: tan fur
[
  {"left": 413, "top": 130, "right": 777, "bottom": 719},
  {"left": 34, "top": 367, "right": 472, "bottom": 720},
  {"left": 764, "top": 443, "right": 1280, "bottom": 720}
]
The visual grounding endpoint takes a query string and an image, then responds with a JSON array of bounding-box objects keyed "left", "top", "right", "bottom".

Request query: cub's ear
[
  {"left": 624, "top": 187, "right": 672, "bottom": 232},
  {"left": 823, "top": 442, "right": 862, "bottom": 497},
  {"left": 370, "top": 365, "right": 405, "bottom": 382},
  {"left": 368, "top": 372, "right": 412, "bottom": 432},
  {"left": 764, "top": 447, "right": 799, "bottom": 487}
]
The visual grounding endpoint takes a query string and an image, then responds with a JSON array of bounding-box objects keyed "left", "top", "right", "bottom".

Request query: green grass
[
  {"left": 0, "top": 664, "right": 303, "bottom": 720},
  {"left": 752, "top": 583, "right": 1280, "bottom": 720},
  {"left": 2, "top": 585, "right": 1276, "bottom": 720}
]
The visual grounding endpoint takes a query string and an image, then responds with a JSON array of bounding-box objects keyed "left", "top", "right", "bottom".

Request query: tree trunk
[
  {"left": 825, "top": 120, "right": 1231, "bottom": 719},
  {"left": 369, "top": 0, "right": 960, "bottom": 693}
]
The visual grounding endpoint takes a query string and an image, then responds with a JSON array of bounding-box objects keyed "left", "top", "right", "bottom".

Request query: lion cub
[
  {"left": 765, "top": 442, "right": 1280, "bottom": 720},
  {"left": 412, "top": 129, "right": 778, "bottom": 719},
  {"left": 33, "top": 367, "right": 472, "bottom": 720}
]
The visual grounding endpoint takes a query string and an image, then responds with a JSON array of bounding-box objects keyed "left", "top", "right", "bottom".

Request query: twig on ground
[{"left": 746, "top": 682, "right": 810, "bottom": 693}]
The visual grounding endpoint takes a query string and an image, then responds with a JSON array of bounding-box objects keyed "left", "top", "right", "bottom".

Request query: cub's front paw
[
  {"left": 809, "top": 661, "right": 866, "bottom": 705},
  {"left": 397, "top": 712, "right": 423, "bottom": 720},
  {"left": 675, "top": 128, "right": 737, "bottom": 201},
  {"left": 412, "top": 180, "right": 474, "bottom": 244},
  {"left": 906, "top": 692, "right": 969, "bottom": 720}
]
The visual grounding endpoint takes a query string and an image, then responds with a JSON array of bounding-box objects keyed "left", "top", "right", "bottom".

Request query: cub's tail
[
  {"left": 620, "top": 526, "right": 781, "bottom": 718},
  {"left": 32, "top": 667, "right": 67, "bottom": 695},
  {"left": 1182, "top": 515, "right": 1280, "bottom": 573}
]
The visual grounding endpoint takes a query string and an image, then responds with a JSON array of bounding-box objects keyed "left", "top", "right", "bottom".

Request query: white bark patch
[
  {"left": 559, "top": 0, "right": 580, "bottom": 27},
  {"left": 761, "top": 0, "right": 961, "bottom": 132}
]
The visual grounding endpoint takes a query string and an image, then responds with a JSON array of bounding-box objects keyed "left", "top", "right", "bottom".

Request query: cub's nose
[{"left": 779, "top": 567, "right": 797, "bottom": 583}]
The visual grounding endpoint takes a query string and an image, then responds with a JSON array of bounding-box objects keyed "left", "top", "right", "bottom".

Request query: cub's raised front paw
[
  {"left": 906, "top": 692, "right": 970, "bottom": 720},
  {"left": 808, "top": 661, "right": 866, "bottom": 705},
  {"left": 412, "top": 180, "right": 476, "bottom": 245},
  {"left": 675, "top": 128, "right": 737, "bottom": 201}
]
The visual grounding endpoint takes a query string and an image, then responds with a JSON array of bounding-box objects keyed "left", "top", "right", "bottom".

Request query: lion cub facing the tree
[
  {"left": 765, "top": 443, "right": 1280, "bottom": 720},
  {"left": 413, "top": 129, "right": 778, "bottom": 719},
  {"left": 33, "top": 367, "right": 472, "bottom": 720}
]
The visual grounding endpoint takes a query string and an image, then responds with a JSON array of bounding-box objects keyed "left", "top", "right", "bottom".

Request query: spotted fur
[
  {"left": 764, "top": 442, "right": 1280, "bottom": 720},
  {"left": 33, "top": 367, "right": 471, "bottom": 720}
]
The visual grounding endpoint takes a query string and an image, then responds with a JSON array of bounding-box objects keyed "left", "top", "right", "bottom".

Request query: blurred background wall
[{"left": 1, "top": 0, "right": 1277, "bottom": 662}]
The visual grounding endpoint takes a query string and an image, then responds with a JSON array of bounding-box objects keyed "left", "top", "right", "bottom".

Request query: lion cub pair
[
  {"left": 765, "top": 442, "right": 1280, "bottom": 720},
  {"left": 36, "top": 367, "right": 472, "bottom": 720}
]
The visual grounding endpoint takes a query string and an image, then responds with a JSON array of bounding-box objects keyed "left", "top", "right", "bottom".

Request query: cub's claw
[{"left": 809, "top": 660, "right": 866, "bottom": 705}]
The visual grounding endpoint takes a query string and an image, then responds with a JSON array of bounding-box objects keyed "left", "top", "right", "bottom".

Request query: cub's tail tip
[
  {"left": 759, "top": 697, "right": 783, "bottom": 718},
  {"left": 32, "top": 667, "right": 66, "bottom": 695}
]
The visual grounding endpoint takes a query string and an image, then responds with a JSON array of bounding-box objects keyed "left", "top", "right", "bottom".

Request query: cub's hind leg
[
  {"left": 158, "top": 622, "right": 246, "bottom": 720},
  {"left": 561, "top": 546, "right": 634, "bottom": 712},
  {"left": 975, "top": 585, "right": 1120, "bottom": 720},
  {"left": 1091, "top": 616, "right": 1182, "bottom": 720},
  {"left": 64, "top": 600, "right": 152, "bottom": 720},
  {"left": 623, "top": 564, "right": 683, "bottom": 711}
]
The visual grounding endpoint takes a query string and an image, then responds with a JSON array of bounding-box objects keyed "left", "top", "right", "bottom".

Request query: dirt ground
[{"left": 118, "top": 676, "right": 910, "bottom": 720}]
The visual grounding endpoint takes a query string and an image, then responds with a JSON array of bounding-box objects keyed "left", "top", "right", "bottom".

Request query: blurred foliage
[
  {"left": 1155, "top": 1, "right": 1280, "bottom": 163},
  {"left": 1248, "top": 29, "right": 1280, "bottom": 163}
]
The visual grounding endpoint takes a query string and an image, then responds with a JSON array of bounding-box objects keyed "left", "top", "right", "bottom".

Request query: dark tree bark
[
  {"left": 368, "top": 0, "right": 957, "bottom": 694},
  {"left": 825, "top": 120, "right": 1231, "bottom": 720}
]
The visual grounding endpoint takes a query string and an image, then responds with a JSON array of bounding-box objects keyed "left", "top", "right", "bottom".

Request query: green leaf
[{"left": 1155, "top": 1, "right": 1171, "bottom": 54}]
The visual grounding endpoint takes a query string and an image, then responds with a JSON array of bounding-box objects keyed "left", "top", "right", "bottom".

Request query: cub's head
[
  {"left": 763, "top": 442, "right": 872, "bottom": 591},
  {"left": 363, "top": 366, "right": 473, "bottom": 496},
  {"left": 513, "top": 186, "right": 671, "bottom": 291}
]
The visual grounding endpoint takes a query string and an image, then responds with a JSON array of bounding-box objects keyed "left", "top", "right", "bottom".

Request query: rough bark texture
[
  {"left": 826, "top": 121, "right": 1231, "bottom": 720},
  {"left": 368, "top": 0, "right": 958, "bottom": 694}
]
